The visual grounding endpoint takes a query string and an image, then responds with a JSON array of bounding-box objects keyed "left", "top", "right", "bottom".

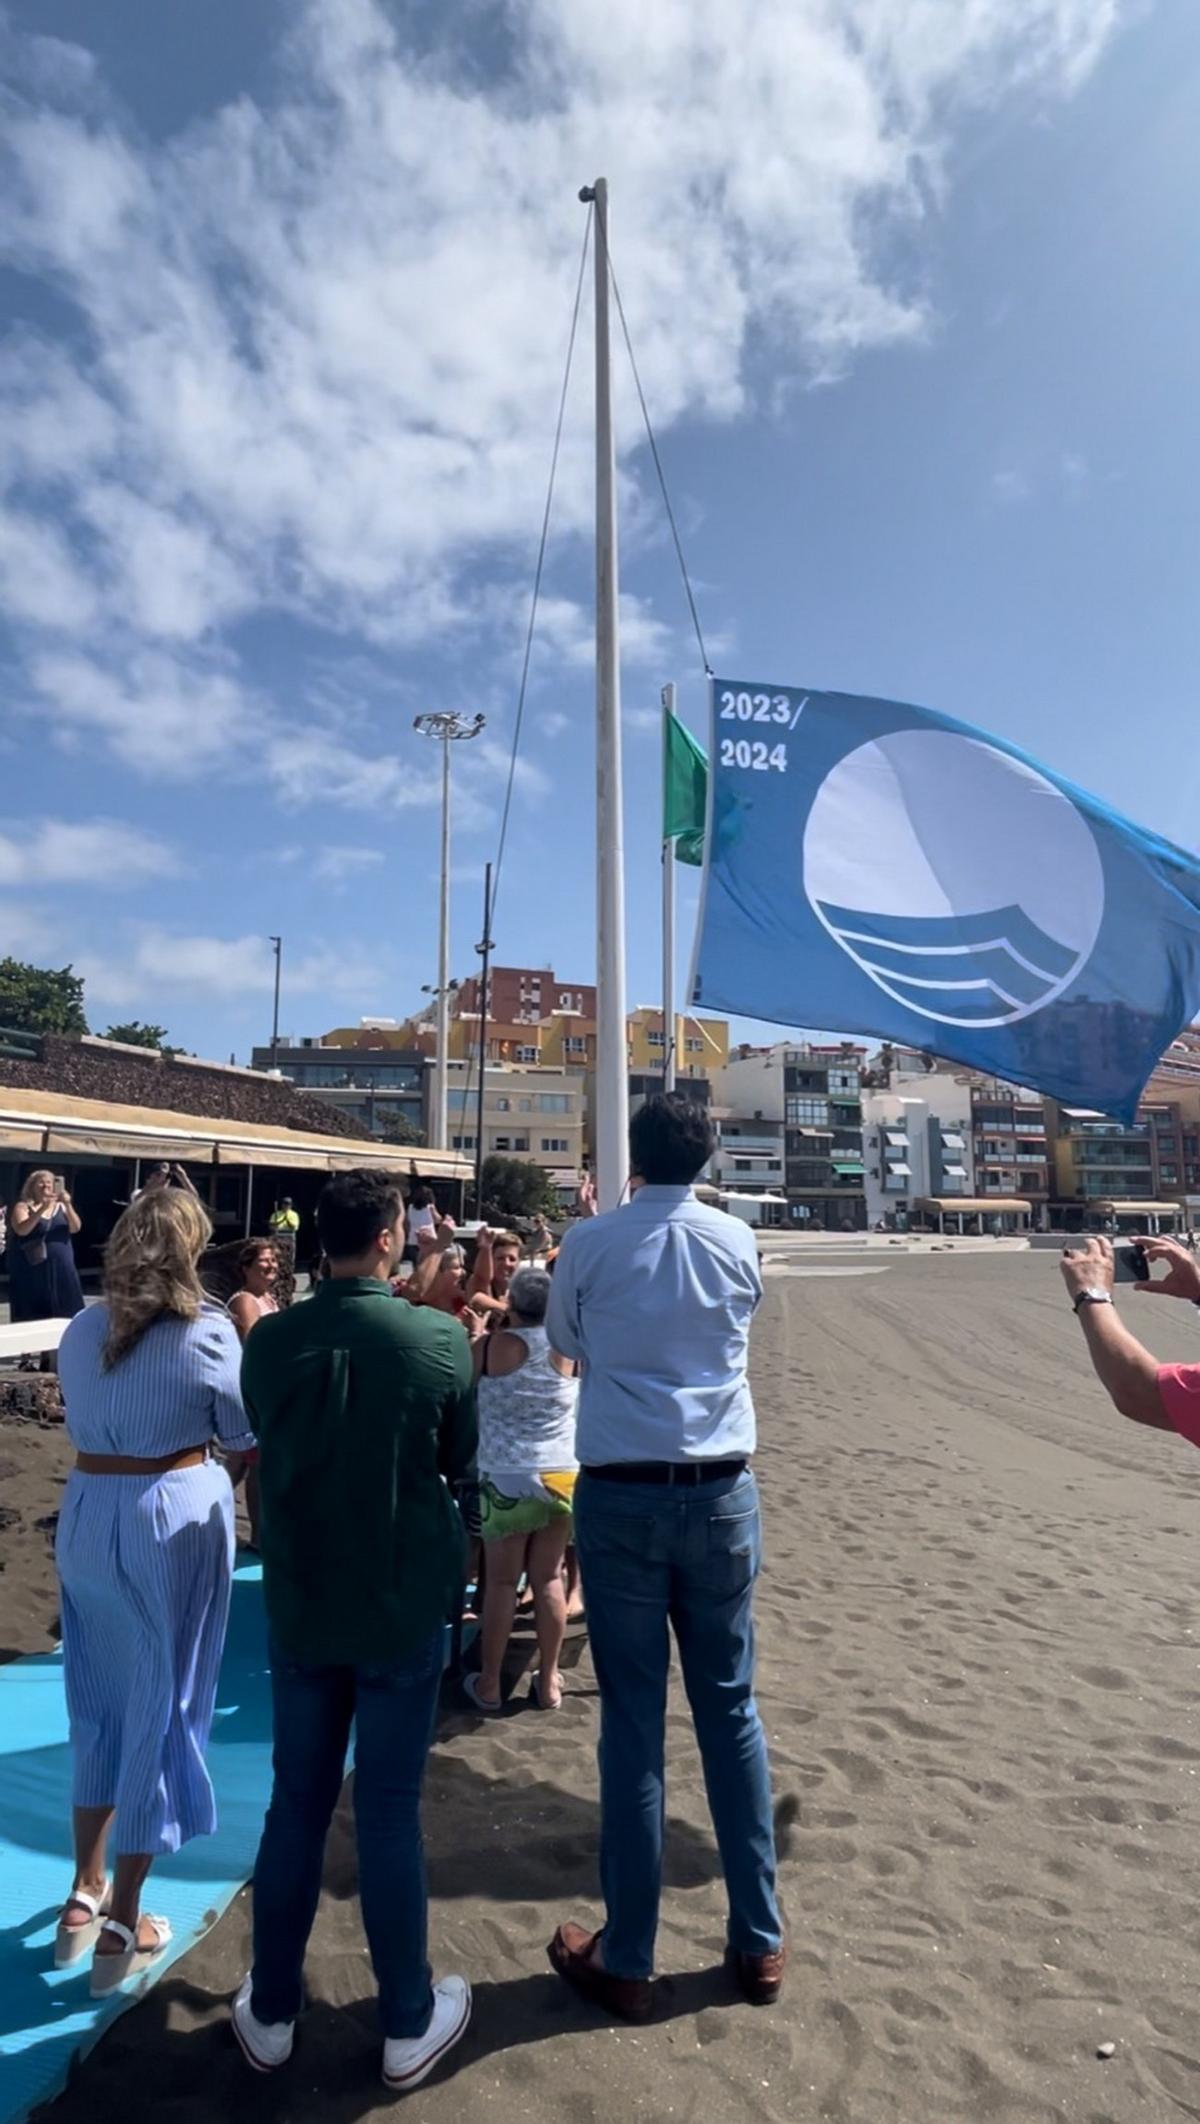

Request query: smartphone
[{"left": 1113, "top": 1242, "right": 1150, "bottom": 1285}]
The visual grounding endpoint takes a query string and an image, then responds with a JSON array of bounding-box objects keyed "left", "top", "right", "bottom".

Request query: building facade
[
  {"left": 715, "top": 1043, "right": 867, "bottom": 1228},
  {"left": 861, "top": 1080, "right": 973, "bottom": 1226},
  {"left": 969, "top": 1079, "right": 1051, "bottom": 1210},
  {"left": 251, "top": 1032, "right": 429, "bottom": 1142},
  {"left": 626, "top": 1009, "right": 731, "bottom": 1080},
  {"left": 444, "top": 1061, "right": 584, "bottom": 1190}
]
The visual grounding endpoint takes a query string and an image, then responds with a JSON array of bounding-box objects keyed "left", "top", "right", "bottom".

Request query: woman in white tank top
[{"left": 464, "top": 1266, "right": 578, "bottom": 1714}]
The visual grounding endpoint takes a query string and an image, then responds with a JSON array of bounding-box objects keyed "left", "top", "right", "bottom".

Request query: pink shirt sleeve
[{"left": 1157, "top": 1364, "right": 1200, "bottom": 1447}]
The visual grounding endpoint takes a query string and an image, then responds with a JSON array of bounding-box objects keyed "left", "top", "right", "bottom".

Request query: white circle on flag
[{"left": 802, "top": 729, "right": 1105, "bottom": 1028}]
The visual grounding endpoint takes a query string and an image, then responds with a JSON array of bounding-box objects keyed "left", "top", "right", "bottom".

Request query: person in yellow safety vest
[{"left": 269, "top": 1198, "right": 301, "bottom": 1236}]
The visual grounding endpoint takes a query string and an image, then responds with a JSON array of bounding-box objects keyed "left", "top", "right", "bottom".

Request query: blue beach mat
[
  {"left": 0, "top": 1564, "right": 472, "bottom": 2124},
  {"left": 0, "top": 1561, "right": 273, "bottom": 2124}
]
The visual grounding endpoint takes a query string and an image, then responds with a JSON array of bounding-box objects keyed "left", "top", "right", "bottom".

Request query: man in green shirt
[{"left": 232, "top": 1169, "right": 477, "bottom": 2094}]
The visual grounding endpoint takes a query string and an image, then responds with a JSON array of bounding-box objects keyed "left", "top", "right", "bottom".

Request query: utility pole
[
  {"left": 413, "top": 710, "right": 485, "bottom": 1148},
  {"left": 474, "top": 861, "right": 494, "bottom": 1219},
  {"left": 269, "top": 935, "right": 282, "bottom": 1070},
  {"left": 579, "top": 177, "right": 629, "bottom": 1209}
]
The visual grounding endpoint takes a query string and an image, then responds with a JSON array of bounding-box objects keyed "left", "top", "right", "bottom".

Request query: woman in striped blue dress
[{"left": 53, "top": 1187, "right": 253, "bottom": 1994}]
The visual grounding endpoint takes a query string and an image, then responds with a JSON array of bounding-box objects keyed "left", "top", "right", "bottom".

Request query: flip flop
[
  {"left": 530, "top": 1671, "right": 563, "bottom": 1711},
  {"left": 54, "top": 1881, "right": 111, "bottom": 1968},
  {"left": 90, "top": 1914, "right": 173, "bottom": 1997},
  {"left": 462, "top": 1671, "right": 503, "bottom": 1714}
]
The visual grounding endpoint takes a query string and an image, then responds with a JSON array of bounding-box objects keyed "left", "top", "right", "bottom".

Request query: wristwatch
[{"left": 1072, "top": 1288, "right": 1114, "bottom": 1315}]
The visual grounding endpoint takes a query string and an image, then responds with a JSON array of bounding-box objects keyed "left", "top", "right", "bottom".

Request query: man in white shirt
[{"left": 545, "top": 1095, "right": 784, "bottom": 2022}]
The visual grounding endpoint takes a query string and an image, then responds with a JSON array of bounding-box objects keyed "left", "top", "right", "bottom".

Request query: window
[
  {"left": 647, "top": 1030, "right": 664, "bottom": 1047},
  {"left": 516, "top": 1046, "right": 538, "bottom": 1063},
  {"left": 451, "top": 1133, "right": 477, "bottom": 1151},
  {"left": 494, "top": 1136, "right": 511, "bottom": 1151},
  {"left": 538, "top": 1094, "right": 570, "bottom": 1112},
  {"left": 494, "top": 1096, "right": 510, "bottom": 1112},
  {"left": 735, "top": 1159, "right": 753, "bottom": 1172},
  {"left": 541, "top": 1137, "right": 570, "bottom": 1153},
  {"left": 686, "top": 1037, "right": 704, "bottom": 1053},
  {"left": 786, "top": 1096, "right": 829, "bottom": 1127},
  {"left": 513, "top": 1135, "right": 529, "bottom": 1152},
  {"left": 519, "top": 1097, "right": 533, "bottom": 1113},
  {"left": 559, "top": 991, "right": 574, "bottom": 1009},
  {"left": 565, "top": 1036, "right": 586, "bottom": 1055}
]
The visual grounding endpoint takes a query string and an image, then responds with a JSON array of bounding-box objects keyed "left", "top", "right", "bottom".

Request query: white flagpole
[
  {"left": 662, "top": 681, "right": 677, "bottom": 1094},
  {"left": 583, "top": 177, "right": 629, "bottom": 1210}
]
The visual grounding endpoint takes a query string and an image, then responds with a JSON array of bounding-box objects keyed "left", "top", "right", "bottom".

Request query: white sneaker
[
  {"left": 382, "top": 1975, "right": 472, "bottom": 2092},
  {"left": 232, "top": 1973, "right": 295, "bottom": 2072}
]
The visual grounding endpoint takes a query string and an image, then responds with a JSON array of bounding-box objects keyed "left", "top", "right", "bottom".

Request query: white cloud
[
  {"left": 29, "top": 649, "right": 260, "bottom": 776},
  {"left": 0, "top": 817, "right": 177, "bottom": 889},
  {"left": 0, "top": 898, "right": 62, "bottom": 962},
  {"left": 79, "top": 927, "right": 385, "bottom": 1008},
  {"left": 539, "top": 710, "right": 570, "bottom": 739},
  {"left": 991, "top": 468, "right": 1032, "bottom": 504},
  {"left": 313, "top": 845, "right": 386, "bottom": 883},
  {"left": 0, "top": 508, "right": 98, "bottom": 630},
  {"left": 0, "top": 0, "right": 1126, "bottom": 665}
]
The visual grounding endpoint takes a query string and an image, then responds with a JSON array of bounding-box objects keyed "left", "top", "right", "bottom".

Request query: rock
[{"left": 1097, "top": 2042, "right": 1116, "bottom": 2060}]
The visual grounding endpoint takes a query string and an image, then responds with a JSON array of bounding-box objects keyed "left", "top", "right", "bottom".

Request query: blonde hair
[
  {"left": 102, "top": 1188, "right": 213, "bottom": 1368},
  {"left": 20, "top": 1169, "right": 55, "bottom": 1202}
]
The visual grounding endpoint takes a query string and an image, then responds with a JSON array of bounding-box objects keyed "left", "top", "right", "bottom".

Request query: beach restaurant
[
  {"left": 915, "top": 1195, "right": 1033, "bottom": 1235},
  {"left": 0, "top": 1082, "right": 469, "bottom": 1279}
]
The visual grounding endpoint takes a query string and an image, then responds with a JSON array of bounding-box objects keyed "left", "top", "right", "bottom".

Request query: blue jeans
[
  {"left": 250, "top": 1627, "right": 444, "bottom": 2039},
  {"left": 573, "top": 1467, "right": 782, "bottom": 1979}
]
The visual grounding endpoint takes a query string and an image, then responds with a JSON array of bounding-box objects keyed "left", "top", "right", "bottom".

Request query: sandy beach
[{"left": 7, "top": 1249, "right": 1200, "bottom": 2121}]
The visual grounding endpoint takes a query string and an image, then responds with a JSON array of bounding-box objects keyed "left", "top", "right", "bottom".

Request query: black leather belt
[{"left": 583, "top": 1459, "right": 747, "bottom": 1487}]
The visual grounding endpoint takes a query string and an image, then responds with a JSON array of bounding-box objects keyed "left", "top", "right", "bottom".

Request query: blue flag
[{"left": 690, "top": 680, "right": 1200, "bottom": 1123}]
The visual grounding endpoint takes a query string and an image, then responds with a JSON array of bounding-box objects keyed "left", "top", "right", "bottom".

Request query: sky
[{"left": 1, "top": 0, "right": 1197, "bottom": 1063}]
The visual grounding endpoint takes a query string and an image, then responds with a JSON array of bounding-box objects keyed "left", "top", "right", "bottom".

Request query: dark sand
[{"left": 7, "top": 1251, "right": 1200, "bottom": 2120}]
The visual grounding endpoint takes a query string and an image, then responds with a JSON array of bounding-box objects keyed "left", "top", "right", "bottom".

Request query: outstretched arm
[{"left": 1060, "top": 1238, "right": 1170, "bottom": 1429}]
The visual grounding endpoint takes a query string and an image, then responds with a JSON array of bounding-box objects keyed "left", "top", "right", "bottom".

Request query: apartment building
[
  {"left": 715, "top": 1042, "right": 867, "bottom": 1227},
  {"left": 861, "top": 1077, "right": 973, "bottom": 1225},
  {"left": 968, "top": 1079, "right": 1051, "bottom": 1210},
  {"left": 626, "top": 1009, "right": 731, "bottom": 1080},
  {"left": 444, "top": 1060, "right": 584, "bottom": 1188}
]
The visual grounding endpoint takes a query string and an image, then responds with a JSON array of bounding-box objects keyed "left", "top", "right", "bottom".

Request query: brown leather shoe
[
  {"left": 548, "top": 1923, "right": 653, "bottom": 2023},
  {"left": 729, "top": 1942, "right": 787, "bottom": 2005}
]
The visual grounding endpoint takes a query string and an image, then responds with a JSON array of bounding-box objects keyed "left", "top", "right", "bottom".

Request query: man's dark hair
[
  {"left": 316, "top": 1170, "right": 403, "bottom": 1260},
  {"left": 629, "top": 1094, "right": 716, "bottom": 1186}
]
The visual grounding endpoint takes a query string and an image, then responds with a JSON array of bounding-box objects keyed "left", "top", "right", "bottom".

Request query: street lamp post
[
  {"left": 413, "top": 712, "right": 485, "bottom": 1150},
  {"left": 269, "top": 935, "right": 282, "bottom": 1070}
]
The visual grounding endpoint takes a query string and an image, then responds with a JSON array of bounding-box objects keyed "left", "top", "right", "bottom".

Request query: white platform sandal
[
  {"left": 90, "top": 1914, "right": 173, "bottom": 1997},
  {"left": 53, "top": 1881, "right": 112, "bottom": 1968}
]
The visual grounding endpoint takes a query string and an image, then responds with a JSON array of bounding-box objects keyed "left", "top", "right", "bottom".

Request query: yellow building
[{"left": 626, "top": 1009, "right": 730, "bottom": 1080}]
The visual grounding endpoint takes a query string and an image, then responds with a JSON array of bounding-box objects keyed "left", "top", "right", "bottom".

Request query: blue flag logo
[{"left": 691, "top": 683, "right": 1200, "bottom": 1122}]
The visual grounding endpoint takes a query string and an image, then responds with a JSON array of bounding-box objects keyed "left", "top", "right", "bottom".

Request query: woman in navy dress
[
  {"left": 8, "top": 1168, "right": 85, "bottom": 1321},
  {"left": 52, "top": 1186, "right": 253, "bottom": 1995}
]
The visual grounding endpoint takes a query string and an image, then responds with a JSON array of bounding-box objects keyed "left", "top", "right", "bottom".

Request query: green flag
[{"left": 663, "top": 710, "right": 707, "bottom": 866}]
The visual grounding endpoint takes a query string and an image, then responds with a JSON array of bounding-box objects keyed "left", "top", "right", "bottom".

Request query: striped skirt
[{"left": 56, "top": 1462, "right": 235, "bottom": 1855}]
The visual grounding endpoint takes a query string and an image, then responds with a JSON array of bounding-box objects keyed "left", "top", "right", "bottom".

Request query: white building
[
  {"left": 710, "top": 1116, "right": 787, "bottom": 1226},
  {"left": 861, "top": 1073, "right": 974, "bottom": 1226}
]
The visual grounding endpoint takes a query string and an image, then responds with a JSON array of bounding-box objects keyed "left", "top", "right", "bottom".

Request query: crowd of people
[
  {"left": 42, "top": 1095, "right": 783, "bottom": 2091},
  {"left": 36, "top": 1091, "right": 1200, "bottom": 2093}
]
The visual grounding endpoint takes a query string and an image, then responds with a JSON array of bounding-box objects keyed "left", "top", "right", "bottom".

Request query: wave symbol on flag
[
  {"left": 802, "top": 727, "right": 1106, "bottom": 1030},
  {"left": 815, "top": 902, "right": 1080, "bottom": 1027}
]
